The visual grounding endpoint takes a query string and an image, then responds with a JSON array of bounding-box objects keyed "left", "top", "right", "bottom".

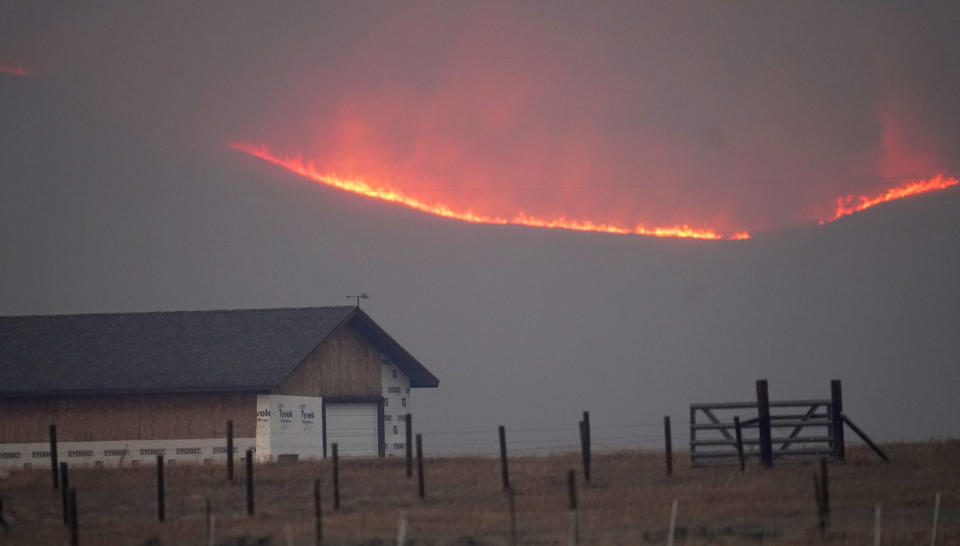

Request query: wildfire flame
[
  {"left": 821, "top": 174, "right": 959, "bottom": 224},
  {"left": 0, "top": 64, "right": 27, "bottom": 76},
  {"left": 230, "top": 142, "right": 748, "bottom": 240},
  {"left": 231, "top": 142, "right": 957, "bottom": 238}
]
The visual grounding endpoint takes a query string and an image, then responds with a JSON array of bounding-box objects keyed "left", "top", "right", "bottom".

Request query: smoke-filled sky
[
  {"left": 2, "top": 2, "right": 959, "bottom": 450},
  {"left": 5, "top": 2, "right": 960, "bottom": 235}
]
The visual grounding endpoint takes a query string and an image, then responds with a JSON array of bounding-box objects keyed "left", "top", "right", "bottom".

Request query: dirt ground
[{"left": 0, "top": 442, "right": 957, "bottom": 545}]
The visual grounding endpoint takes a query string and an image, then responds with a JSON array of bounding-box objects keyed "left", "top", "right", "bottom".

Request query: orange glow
[
  {"left": 0, "top": 64, "right": 27, "bottom": 76},
  {"left": 230, "top": 142, "right": 747, "bottom": 240},
  {"left": 821, "top": 174, "right": 959, "bottom": 224}
]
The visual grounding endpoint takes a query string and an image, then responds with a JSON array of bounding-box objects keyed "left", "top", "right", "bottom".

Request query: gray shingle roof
[{"left": 0, "top": 306, "right": 438, "bottom": 397}]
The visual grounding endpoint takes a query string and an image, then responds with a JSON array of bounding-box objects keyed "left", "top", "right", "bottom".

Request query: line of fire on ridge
[
  {"left": 819, "top": 174, "right": 959, "bottom": 224},
  {"left": 230, "top": 142, "right": 749, "bottom": 241},
  {"left": 231, "top": 142, "right": 959, "bottom": 240}
]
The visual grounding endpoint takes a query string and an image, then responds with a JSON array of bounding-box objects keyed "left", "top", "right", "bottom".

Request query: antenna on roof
[{"left": 347, "top": 292, "right": 370, "bottom": 308}]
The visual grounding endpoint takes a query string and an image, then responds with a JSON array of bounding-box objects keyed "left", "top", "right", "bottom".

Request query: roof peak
[{"left": 0, "top": 305, "right": 358, "bottom": 321}]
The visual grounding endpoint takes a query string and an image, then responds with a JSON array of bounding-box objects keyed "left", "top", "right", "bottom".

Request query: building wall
[
  {"left": 0, "top": 392, "right": 256, "bottom": 444},
  {"left": 381, "top": 360, "right": 411, "bottom": 456},
  {"left": 277, "top": 324, "right": 382, "bottom": 397},
  {"left": 0, "top": 321, "right": 401, "bottom": 460}
]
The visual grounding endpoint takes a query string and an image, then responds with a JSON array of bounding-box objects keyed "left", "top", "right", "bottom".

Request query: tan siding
[
  {"left": 0, "top": 393, "right": 255, "bottom": 443},
  {"left": 277, "top": 324, "right": 382, "bottom": 397}
]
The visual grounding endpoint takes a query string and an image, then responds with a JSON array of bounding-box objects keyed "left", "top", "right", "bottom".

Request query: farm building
[{"left": 0, "top": 306, "right": 438, "bottom": 468}]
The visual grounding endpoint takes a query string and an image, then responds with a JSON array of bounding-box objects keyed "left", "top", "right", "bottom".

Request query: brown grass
[{"left": 1, "top": 442, "right": 958, "bottom": 545}]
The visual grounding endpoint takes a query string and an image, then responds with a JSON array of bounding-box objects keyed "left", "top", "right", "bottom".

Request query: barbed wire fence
[
  {"left": 418, "top": 420, "right": 679, "bottom": 456},
  {"left": 6, "top": 416, "right": 958, "bottom": 545}
]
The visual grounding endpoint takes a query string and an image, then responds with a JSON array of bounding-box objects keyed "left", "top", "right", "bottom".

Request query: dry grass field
[{"left": 0, "top": 442, "right": 958, "bottom": 545}]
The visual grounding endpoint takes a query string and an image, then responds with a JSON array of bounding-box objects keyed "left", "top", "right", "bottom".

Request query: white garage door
[{"left": 325, "top": 403, "right": 379, "bottom": 457}]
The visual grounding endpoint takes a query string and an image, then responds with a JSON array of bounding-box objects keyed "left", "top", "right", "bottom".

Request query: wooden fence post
[
  {"left": 60, "top": 462, "right": 70, "bottom": 525},
  {"left": 734, "top": 416, "right": 745, "bottom": 472},
  {"left": 578, "top": 421, "right": 586, "bottom": 480},
  {"left": 226, "top": 420, "right": 234, "bottom": 482},
  {"left": 245, "top": 449, "right": 254, "bottom": 516},
  {"left": 69, "top": 487, "right": 78, "bottom": 546},
  {"left": 49, "top": 424, "right": 59, "bottom": 490},
  {"left": 756, "top": 380, "right": 773, "bottom": 466},
  {"left": 499, "top": 425, "right": 510, "bottom": 491},
  {"left": 663, "top": 416, "right": 673, "bottom": 476},
  {"left": 332, "top": 443, "right": 340, "bottom": 510},
  {"left": 582, "top": 411, "right": 591, "bottom": 482},
  {"left": 416, "top": 434, "right": 425, "bottom": 499},
  {"left": 405, "top": 413, "right": 413, "bottom": 478},
  {"left": 314, "top": 478, "right": 323, "bottom": 546},
  {"left": 156, "top": 454, "right": 165, "bottom": 522},
  {"left": 567, "top": 469, "right": 578, "bottom": 546},
  {"left": 830, "top": 380, "right": 845, "bottom": 461},
  {"left": 579, "top": 421, "right": 591, "bottom": 483}
]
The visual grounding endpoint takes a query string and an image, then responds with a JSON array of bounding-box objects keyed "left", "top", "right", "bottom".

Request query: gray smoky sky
[{"left": 1, "top": 2, "right": 959, "bottom": 451}]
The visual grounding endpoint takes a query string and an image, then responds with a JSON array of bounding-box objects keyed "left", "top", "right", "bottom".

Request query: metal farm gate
[{"left": 689, "top": 380, "right": 887, "bottom": 466}]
